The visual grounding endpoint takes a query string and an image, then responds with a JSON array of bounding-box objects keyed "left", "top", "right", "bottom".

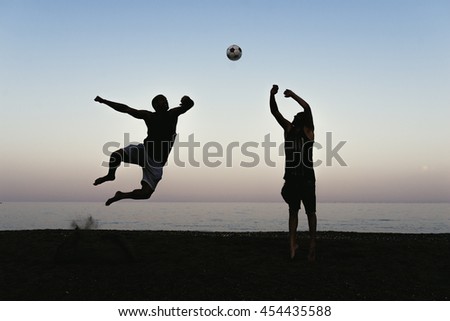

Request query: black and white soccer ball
[{"left": 226, "top": 44, "right": 242, "bottom": 61}]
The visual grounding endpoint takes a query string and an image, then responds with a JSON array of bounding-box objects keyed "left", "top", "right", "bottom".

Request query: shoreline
[
  {"left": 2, "top": 202, "right": 449, "bottom": 233},
  {"left": 0, "top": 230, "right": 449, "bottom": 300}
]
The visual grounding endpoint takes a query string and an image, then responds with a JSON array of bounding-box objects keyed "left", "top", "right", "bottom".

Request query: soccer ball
[{"left": 226, "top": 44, "right": 242, "bottom": 61}]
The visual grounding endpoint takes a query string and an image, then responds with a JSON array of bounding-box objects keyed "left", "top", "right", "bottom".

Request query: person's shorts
[
  {"left": 281, "top": 178, "right": 316, "bottom": 214},
  {"left": 122, "top": 144, "right": 163, "bottom": 190}
]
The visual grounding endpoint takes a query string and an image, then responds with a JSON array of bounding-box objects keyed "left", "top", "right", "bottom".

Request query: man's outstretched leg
[
  {"left": 94, "top": 149, "right": 124, "bottom": 186},
  {"left": 105, "top": 182, "right": 154, "bottom": 206},
  {"left": 306, "top": 212, "right": 317, "bottom": 262}
]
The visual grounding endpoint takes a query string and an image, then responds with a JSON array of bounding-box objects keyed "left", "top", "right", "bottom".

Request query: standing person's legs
[
  {"left": 303, "top": 180, "right": 317, "bottom": 262},
  {"left": 289, "top": 208, "right": 299, "bottom": 259},
  {"left": 306, "top": 212, "right": 317, "bottom": 261},
  {"left": 282, "top": 180, "right": 301, "bottom": 259}
]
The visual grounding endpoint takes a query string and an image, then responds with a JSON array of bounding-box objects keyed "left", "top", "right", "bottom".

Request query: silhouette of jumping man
[
  {"left": 270, "top": 85, "right": 317, "bottom": 261},
  {"left": 93, "top": 94, "right": 194, "bottom": 206}
]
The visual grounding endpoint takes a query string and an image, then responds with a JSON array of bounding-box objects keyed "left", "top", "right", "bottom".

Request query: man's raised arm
[
  {"left": 284, "top": 90, "right": 314, "bottom": 130},
  {"left": 170, "top": 96, "right": 194, "bottom": 116},
  {"left": 270, "top": 85, "right": 291, "bottom": 131},
  {"left": 94, "top": 96, "right": 149, "bottom": 119}
]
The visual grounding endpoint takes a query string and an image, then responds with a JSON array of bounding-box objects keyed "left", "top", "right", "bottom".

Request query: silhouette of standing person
[
  {"left": 270, "top": 85, "right": 317, "bottom": 261},
  {"left": 93, "top": 94, "right": 194, "bottom": 206}
]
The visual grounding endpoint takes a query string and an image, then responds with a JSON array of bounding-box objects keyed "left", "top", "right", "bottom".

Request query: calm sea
[{"left": 0, "top": 202, "right": 449, "bottom": 233}]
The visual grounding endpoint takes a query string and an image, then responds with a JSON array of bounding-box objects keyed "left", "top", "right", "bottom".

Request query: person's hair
[
  {"left": 152, "top": 94, "right": 166, "bottom": 109},
  {"left": 293, "top": 112, "right": 305, "bottom": 126}
]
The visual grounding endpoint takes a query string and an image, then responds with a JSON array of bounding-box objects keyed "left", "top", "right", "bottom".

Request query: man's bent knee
[
  {"left": 111, "top": 149, "right": 124, "bottom": 162},
  {"left": 143, "top": 189, "right": 153, "bottom": 199},
  {"left": 140, "top": 182, "right": 154, "bottom": 199},
  {"left": 113, "top": 149, "right": 124, "bottom": 157}
]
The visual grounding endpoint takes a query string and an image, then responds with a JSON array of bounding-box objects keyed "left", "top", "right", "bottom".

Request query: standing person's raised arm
[
  {"left": 94, "top": 96, "right": 150, "bottom": 119},
  {"left": 283, "top": 89, "right": 314, "bottom": 131},
  {"left": 270, "top": 85, "right": 291, "bottom": 131}
]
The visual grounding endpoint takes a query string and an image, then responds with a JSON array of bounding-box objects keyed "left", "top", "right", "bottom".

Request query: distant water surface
[{"left": 0, "top": 202, "right": 449, "bottom": 233}]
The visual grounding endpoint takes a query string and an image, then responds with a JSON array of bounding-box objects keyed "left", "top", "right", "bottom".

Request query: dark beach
[{"left": 0, "top": 230, "right": 448, "bottom": 300}]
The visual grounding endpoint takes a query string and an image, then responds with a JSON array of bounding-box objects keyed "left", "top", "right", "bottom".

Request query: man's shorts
[
  {"left": 122, "top": 144, "right": 163, "bottom": 190},
  {"left": 281, "top": 178, "right": 316, "bottom": 214}
]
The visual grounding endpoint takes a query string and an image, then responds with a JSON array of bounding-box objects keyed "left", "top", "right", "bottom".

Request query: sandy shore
[{"left": 0, "top": 230, "right": 448, "bottom": 300}]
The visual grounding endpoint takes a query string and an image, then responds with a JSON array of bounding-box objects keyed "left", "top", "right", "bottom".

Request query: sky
[{"left": 1, "top": 0, "right": 449, "bottom": 202}]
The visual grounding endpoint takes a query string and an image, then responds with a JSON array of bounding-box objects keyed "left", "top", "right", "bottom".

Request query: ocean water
[{"left": 0, "top": 202, "right": 449, "bottom": 233}]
